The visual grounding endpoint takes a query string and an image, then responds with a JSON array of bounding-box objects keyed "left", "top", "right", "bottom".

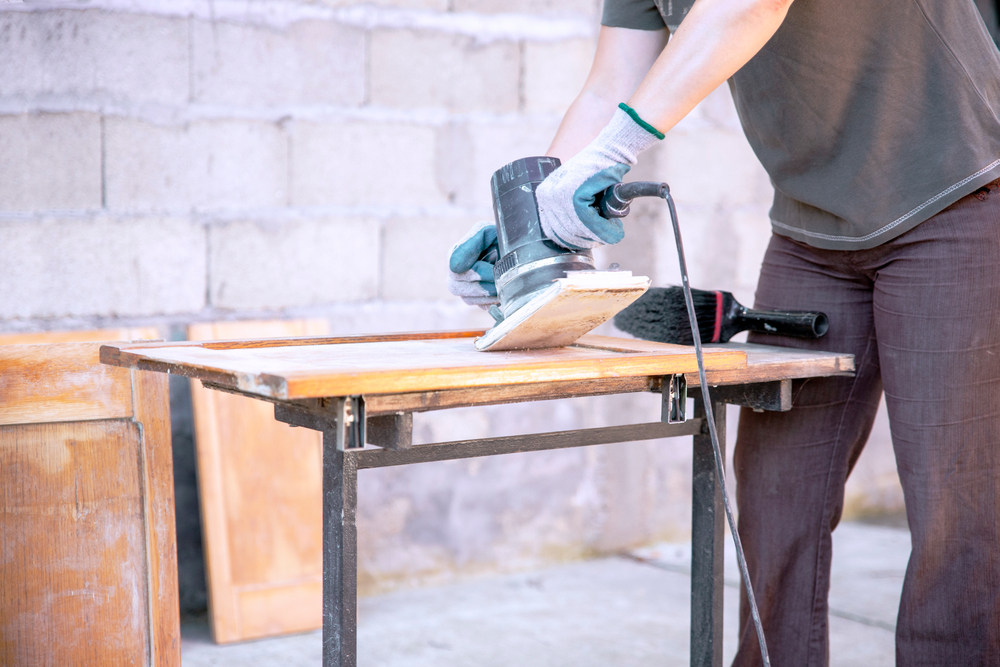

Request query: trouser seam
[{"left": 805, "top": 326, "right": 879, "bottom": 666}]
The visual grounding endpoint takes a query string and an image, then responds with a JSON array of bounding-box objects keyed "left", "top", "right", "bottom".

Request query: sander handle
[{"left": 596, "top": 181, "right": 669, "bottom": 219}]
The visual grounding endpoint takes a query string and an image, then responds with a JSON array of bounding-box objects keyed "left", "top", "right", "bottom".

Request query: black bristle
[{"left": 613, "top": 286, "right": 719, "bottom": 345}]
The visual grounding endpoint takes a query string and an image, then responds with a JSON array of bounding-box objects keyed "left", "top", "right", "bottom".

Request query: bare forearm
[
  {"left": 546, "top": 26, "right": 668, "bottom": 161},
  {"left": 629, "top": 0, "right": 793, "bottom": 133},
  {"left": 547, "top": 91, "right": 619, "bottom": 161}
]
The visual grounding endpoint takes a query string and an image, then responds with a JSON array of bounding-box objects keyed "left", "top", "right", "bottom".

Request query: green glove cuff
[{"left": 618, "top": 103, "right": 665, "bottom": 141}]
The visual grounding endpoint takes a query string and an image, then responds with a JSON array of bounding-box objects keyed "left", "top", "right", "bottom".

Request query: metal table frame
[{"left": 256, "top": 376, "right": 794, "bottom": 667}]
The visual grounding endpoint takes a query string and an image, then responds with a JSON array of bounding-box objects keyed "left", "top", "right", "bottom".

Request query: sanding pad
[{"left": 475, "top": 271, "right": 650, "bottom": 352}]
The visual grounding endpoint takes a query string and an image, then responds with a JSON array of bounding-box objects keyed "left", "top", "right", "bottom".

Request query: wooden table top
[{"left": 100, "top": 331, "right": 748, "bottom": 400}]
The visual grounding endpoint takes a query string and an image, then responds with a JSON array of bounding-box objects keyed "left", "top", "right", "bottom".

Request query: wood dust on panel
[{"left": 0, "top": 421, "right": 149, "bottom": 666}]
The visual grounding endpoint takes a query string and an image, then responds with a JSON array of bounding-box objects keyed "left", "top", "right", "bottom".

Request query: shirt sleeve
[{"left": 601, "top": 0, "right": 667, "bottom": 30}]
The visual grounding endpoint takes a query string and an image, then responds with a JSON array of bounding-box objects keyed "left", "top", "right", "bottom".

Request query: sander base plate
[{"left": 476, "top": 271, "right": 650, "bottom": 352}]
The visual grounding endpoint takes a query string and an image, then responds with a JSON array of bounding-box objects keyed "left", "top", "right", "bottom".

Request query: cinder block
[
  {"left": 522, "top": 38, "right": 595, "bottom": 114},
  {"left": 451, "top": 0, "right": 600, "bottom": 14},
  {"left": 729, "top": 206, "right": 776, "bottom": 294},
  {"left": 370, "top": 30, "right": 519, "bottom": 113},
  {"left": 291, "top": 120, "right": 445, "bottom": 207},
  {"left": 381, "top": 216, "right": 480, "bottom": 301},
  {"left": 0, "top": 216, "right": 206, "bottom": 319},
  {"left": 191, "top": 19, "right": 364, "bottom": 107},
  {"left": 208, "top": 217, "right": 379, "bottom": 309},
  {"left": 437, "top": 118, "right": 560, "bottom": 210},
  {"left": 0, "top": 113, "right": 102, "bottom": 212},
  {"left": 0, "top": 10, "right": 188, "bottom": 104},
  {"left": 660, "top": 127, "right": 770, "bottom": 209},
  {"left": 105, "top": 118, "right": 288, "bottom": 211}
]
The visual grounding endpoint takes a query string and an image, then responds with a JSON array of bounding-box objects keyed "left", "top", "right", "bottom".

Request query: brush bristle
[{"left": 613, "top": 286, "right": 719, "bottom": 345}]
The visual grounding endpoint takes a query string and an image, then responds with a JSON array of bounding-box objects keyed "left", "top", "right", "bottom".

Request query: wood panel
[
  {"left": 0, "top": 327, "right": 159, "bottom": 426},
  {"left": 361, "top": 343, "right": 854, "bottom": 415},
  {"left": 188, "top": 320, "right": 327, "bottom": 643},
  {"left": 101, "top": 333, "right": 746, "bottom": 400},
  {"left": 686, "top": 342, "right": 855, "bottom": 387},
  {"left": 0, "top": 328, "right": 159, "bottom": 345},
  {"left": 0, "top": 340, "right": 179, "bottom": 667}
]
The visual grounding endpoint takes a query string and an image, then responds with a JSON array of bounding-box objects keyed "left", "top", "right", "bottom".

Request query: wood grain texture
[
  {"left": 0, "top": 328, "right": 159, "bottom": 345},
  {"left": 1, "top": 343, "right": 133, "bottom": 426},
  {"left": 102, "top": 333, "right": 746, "bottom": 400},
  {"left": 0, "top": 341, "right": 178, "bottom": 667},
  {"left": 362, "top": 341, "right": 853, "bottom": 415},
  {"left": 133, "top": 369, "right": 181, "bottom": 666},
  {"left": 188, "top": 321, "right": 327, "bottom": 643},
  {"left": 0, "top": 421, "right": 150, "bottom": 667},
  {"left": 686, "top": 343, "right": 854, "bottom": 387},
  {"left": 474, "top": 276, "right": 648, "bottom": 351},
  {"left": 0, "top": 329, "right": 159, "bottom": 426}
]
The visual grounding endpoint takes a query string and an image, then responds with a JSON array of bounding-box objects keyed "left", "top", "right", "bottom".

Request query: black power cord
[{"left": 600, "top": 181, "right": 772, "bottom": 667}]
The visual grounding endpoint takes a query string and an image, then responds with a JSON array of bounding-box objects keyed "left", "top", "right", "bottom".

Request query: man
[{"left": 450, "top": 0, "right": 1000, "bottom": 664}]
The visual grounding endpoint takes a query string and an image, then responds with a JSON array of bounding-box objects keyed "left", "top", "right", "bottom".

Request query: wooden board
[
  {"left": 686, "top": 342, "right": 854, "bottom": 386},
  {"left": 0, "top": 329, "right": 159, "bottom": 426},
  {"left": 0, "top": 340, "right": 179, "bottom": 667},
  {"left": 362, "top": 339, "right": 855, "bottom": 415},
  {"left": 0, "top": 327, "right": 159, "bottom": 345},
  {"left": 475, "top": 272, "right": 649, "bottom": 351},
  {"left": 188, "top": 320, "right": 328, "bottom": 643},
  {"left": 101, "top": 332, "right": 746, "bottom": 400}
]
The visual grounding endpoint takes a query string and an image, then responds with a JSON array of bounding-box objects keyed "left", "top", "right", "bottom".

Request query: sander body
[
  {"left": 476, "top": 156, "right": 649, "bottom": 352},
  {"left": 490, "top": 156, "right": 597, "bottom": 321}
]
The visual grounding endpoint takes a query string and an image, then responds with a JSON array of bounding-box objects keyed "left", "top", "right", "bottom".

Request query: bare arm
[
  {"left": 547, "top": 0, "right": 794, "bottom": 160},
  {"left": 546, "top": 26, "right": 667, "bottom": 161},
  {"left": 629, "top": 0, "right": 794, "bottom": 133}
]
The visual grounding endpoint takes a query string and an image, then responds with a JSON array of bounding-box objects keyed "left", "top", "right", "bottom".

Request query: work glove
[
  {"left": 536, "top": 105, "right": 663, "bottom": 250},
  {"left": 447, "top": 219, "right": 500, "bottom": 307}
]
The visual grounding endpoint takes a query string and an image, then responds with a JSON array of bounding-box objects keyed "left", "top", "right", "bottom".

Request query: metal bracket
[
  {"left": 274, "top": 395, "right": 367, "bottom": 451},
  {"left": 662, "top": 374, "right": 688, "bottom": 424},
  {"left": 334, "top": 396, "right": 365, "bottom": 451}
]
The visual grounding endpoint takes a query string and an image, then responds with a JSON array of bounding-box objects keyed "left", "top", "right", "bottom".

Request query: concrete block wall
[{"left": 0, "top": 0, "right": 902, "bottom": 605}]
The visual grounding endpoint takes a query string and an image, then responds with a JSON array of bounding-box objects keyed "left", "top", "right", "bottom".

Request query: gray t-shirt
[{"left": 603, "top": 0, "right": 1000, "bottom": 250}]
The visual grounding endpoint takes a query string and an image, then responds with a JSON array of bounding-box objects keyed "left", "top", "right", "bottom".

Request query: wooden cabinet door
[
  {"left": 0, "top": 337, "right": 179, "bottom": 667},
  {"left": 188, "top": 320, "right": 327, "bottom": 643}
]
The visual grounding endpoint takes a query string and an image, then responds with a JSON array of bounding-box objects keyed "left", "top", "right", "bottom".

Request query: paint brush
[{"left": 613, "top": 286, "right": 829, "bottom": 345}]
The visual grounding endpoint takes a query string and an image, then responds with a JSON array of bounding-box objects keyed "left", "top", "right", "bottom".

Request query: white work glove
[
  {"left": 536, "top": 106, "right": 663, "bottom": 250},
  {"left": 447, "top": 220, "right": 500, "bottom": 307}
]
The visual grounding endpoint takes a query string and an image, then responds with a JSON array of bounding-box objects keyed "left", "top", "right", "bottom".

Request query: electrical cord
[
  {"left": 663, "top": 185, "right": 771, "bottom": 667},
  {"left": 600, "top": 181, "right": 772, "bottom": 666}
]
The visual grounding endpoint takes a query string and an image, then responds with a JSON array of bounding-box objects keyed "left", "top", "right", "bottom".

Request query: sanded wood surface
[
  {"left": 686, "top": 342, "right": 854, "bottom": 386},
  {"left": 101, "top": 333, "right": 746, "bottom": 400},
  {"left": 362, "top": 341, "right": 854, "bottom": 415},
  {"left": 0, "top": 328, "right": 159, "bottom": 426},
  {"left": 189, "top": 321, "right": 327, "bottom": 643},
  {"left": 0, "top": 341, "right": 179, "bottom": 667},
  {"left": 475, "top": 274, "right": 648, "bottom": 351}
]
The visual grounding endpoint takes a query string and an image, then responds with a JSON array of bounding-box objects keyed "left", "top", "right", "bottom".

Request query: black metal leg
[
  {"left": 323, "top": 433, "right": 358, "bottom": 667},
  {"left": 690, "top": 396, "right": 726, "bottom": 667}
]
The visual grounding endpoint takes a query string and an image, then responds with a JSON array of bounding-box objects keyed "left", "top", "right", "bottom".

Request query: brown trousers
[{"left": 733, "top": 182, "right": 1000, "bottom": 666}]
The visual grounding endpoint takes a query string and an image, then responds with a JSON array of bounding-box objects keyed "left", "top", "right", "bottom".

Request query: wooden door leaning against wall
[
  {"left": 188, "top": 320, "right": 328, "bottom": 643},
  {"left": 0, "top": 333, "right": 180, "bottom": 667}
]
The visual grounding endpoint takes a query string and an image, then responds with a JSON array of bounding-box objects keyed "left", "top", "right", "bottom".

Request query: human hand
[
  {"left": 536, "top": 106, "right": 662, "bottom": 249},
  {"left": 447, "top": 220, "right": 500, "bottom": 307}
]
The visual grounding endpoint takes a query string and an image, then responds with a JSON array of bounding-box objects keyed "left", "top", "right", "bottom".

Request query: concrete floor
[{"left": 181, "top": 522, "right": 910, "bottom": 666}]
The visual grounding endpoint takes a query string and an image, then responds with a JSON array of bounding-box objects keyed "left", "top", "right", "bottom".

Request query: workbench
[{"left": 100, "top": 331, "right": 853, "bottom": 667}]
